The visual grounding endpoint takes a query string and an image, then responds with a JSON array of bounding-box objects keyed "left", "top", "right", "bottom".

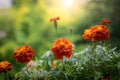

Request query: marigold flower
[
  {"left": 51, "top": 60, "right": 57, "bottom": 69},
  {"left": 101, "top": 18, "right": 111, "bottom": 25},
  {"left": 82, "top": 29, "right": 92, "bottom": 41},
  {"left": 50, "top": 17, "right": 60, "bottom": 33},
  {"left": 0, "top": 61, "right": 12, "bottom": 73},
  {"left": 27, "top": 60, "right": 37, "bottom": 69},
  {"left": 82, "top": 25, "right": 110, "bottom": 42},
  {"left": 50, "top": 17, "right": 60, "bottom": 22},
  {"left": 90, "top": 25, "right": 110, "bottom": 42},
  {"left": 14, "top": 45, "right": 34, "bottom": 64},
  {"left": 52, "top": 38, "right": 73, "bottom": 60},
  {"left": 101, "top": 77, "right": 111, "bottom": 80}
]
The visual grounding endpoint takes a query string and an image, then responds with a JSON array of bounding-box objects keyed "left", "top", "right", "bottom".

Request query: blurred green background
[{"left": 0, "top": 0, "right": 120, "bottom": 79}]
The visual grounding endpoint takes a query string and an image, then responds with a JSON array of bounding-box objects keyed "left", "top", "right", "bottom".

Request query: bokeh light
[{"left": 43, "top": 0, "right": 89, "bottom": 25}]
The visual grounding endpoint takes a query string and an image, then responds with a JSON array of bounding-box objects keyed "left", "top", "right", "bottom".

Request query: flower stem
[
  {"left": 69, "top": 27, "right": 72, "bottom": 41},
  {"left": 54, "top": 21, "right": 58, "bottom": 35},
  {"left": 4, "top": 73, "right": 9, "bottom": 80},
  {"left": 90, "top": 42, "right": 97, "bottom": 54}
]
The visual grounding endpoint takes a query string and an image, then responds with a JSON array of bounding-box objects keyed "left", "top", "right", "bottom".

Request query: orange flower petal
[
  {"left": 13, "top": 45, "right": 34, "bottom": 64},
  {"left": 50, "top": 17, "right": 60, "bottom": 22},
  {"left": 51, "top": 38, "right": 73, "bottom": 60},
  {"left": 101, "top": 18, "right": 111, "bottom": 25},
  {"left": 0, "top": 61, "right": 12, "bottom": 73},
  {"left": 82, "top": 25, "right": 110, "bottom": 42}
]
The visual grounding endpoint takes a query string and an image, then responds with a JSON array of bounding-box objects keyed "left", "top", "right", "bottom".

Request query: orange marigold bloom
[
  {"left": 51, "top": 60, "right": 57, "bottom": 69},
  {"left": 50, "top": 17, "right": 59, "bottom": 22},
  {"left": 27, "top": 60, "right": 36, "bottom": 69},
  {"left": 82, "top": 25, "right": 110, "bottom": 42},
  {"left": 82, "top": 29, "right": 92, "bottom": 41},
  {"left": 14, "top": 45, "right": 34, "bottom": 64},
  {"left": 0, "top": 61, "right": 12, "bottom": 73},
  {"left": 101, "top": 18, "right": 111, "bottom": 25},
  {"left": 101, "top": 77, "right": 111, "bottom": 80},
  {"left": 90, "top": 25, "right": 110, "bottom": 42},
  {"left": 52, "top": 38, "right": 73, "bottom": 60}
]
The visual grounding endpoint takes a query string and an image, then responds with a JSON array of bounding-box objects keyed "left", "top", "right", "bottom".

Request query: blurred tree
[{"left": 74, "top": 0, "right": 120, "bottom": 48}]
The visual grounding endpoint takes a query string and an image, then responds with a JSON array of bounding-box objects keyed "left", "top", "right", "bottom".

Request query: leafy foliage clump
[{"left": 14, "top": 44, "right": 120, "bottom": 80}]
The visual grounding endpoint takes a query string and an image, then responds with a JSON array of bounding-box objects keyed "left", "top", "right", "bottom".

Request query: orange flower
[
  {"left": 0, "top": 61, "right": 12, "bottom": 73},
  {"left": 51, "top": 38, "right": 73, "bottom": 60},
  {"left": 14, "top": 45, "right": 34, "bottom": 64},
  {"left": 101, "top": 77, "right": 111, "bottom": 80},
  {"left": 51, "top": 60, "right": 57, "bottom": 69},
  {"left": 82, "top": 25, "right": 110, "bottom": 42},
  {"left": 50, "top": 17, "right": 60, "bottom": 33},
  {"left": 101, "top": 18, "right": 111, "bottom": 25},
  {"left": 27, "top": 60, "right": 36, "bottom": 69},
  {"left": 90, "top": 25, "right": 110, "bottom": 42},
  {"left": 82, "top": 29, "right": 92, "bottom": 41},
  {"left": 50, "top": 17, "right": 59, "bottom": 22}
]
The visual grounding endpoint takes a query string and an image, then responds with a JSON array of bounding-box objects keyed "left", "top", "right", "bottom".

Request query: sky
[{"left": 0, "top": 0, "right": 12, "bottom": 9}]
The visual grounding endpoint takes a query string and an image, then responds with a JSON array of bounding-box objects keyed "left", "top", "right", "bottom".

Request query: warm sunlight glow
[
  {"left": 42, "top": 0, "right": 89, "bottom": 25},
  {"left": 63, "top": 0, "right": 73, "bottom": 8}
]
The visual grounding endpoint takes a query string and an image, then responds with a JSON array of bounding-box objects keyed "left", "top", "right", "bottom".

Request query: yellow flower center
[
  {"left": 85, "top": 29, "right": 91, "bottom": 34},
  {"left": 60, "top": 42, "right": 65, "bottom": 48},
  {"left": 97, "top": 27, "right": 103, "bottom": 31}
]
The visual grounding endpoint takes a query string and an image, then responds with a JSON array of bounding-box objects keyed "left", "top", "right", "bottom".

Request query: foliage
[
  {"left": 14, "top": 44, "right": 120, "bottom": 80},
  {"left": 0, "top": 0, "right": 120, "bottom": 79}
]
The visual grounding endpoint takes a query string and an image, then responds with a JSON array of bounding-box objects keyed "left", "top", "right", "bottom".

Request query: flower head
[
  {"left": 50, "top": 17, "right": 60, "bottom": 22},
  {"left": 50, "top": 17, "right": 60, "bottom": 33},
  {"left": 51, "top": 60, "right": 57, "bottom": 69},
  {"left": 14, "top": 45, "right": 34, "bottom": 64},
  {"left": 82, "top": 25, "right": 110, "bottom": 42},
  {"left": 52, "top": 38, "right": 73, "bottom": 60},
  {"left": 101, "top": 77, "right": 111, "bottom": 80},
  {"left": 27, "top": 60, "right": 37, "bottom": 69},
  {"left": 90, "top": 25, "right": 110, "bottom": 42},
  {"left": 82, "top": 29, "right": 92, "bottom": 41},
  {"left": 0, "top": 61, "right": 12, "bottom": 73},
  {"left": 101, "top": 18, "right": 111, "bottom": 25}
]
